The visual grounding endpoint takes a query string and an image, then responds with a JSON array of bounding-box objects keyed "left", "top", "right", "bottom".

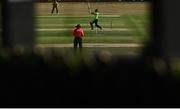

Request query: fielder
[
  {"left": 51, "top": 0, "right": 59, "bottom": 14},
  {"left": 90, "top": 9, "right": 102, "bottom": 30}
]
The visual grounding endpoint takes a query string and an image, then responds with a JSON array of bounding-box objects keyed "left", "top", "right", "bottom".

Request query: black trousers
[
  {"left": 51, "top": 6, "right": 59, "bottom": 14},
  {"left": 90, "top": 19, "right": 102, "bottom": 30},
  {"left": 74, "top": 37, "right": 82, "bottom": 51}
]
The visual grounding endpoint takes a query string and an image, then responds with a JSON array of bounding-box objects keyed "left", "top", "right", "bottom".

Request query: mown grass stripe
[
  {"left": 35, "top": 15, "right": 122, "bottom": 18},
  {"left": 36, "top": 28, "right": 131, "bottom": 31}
]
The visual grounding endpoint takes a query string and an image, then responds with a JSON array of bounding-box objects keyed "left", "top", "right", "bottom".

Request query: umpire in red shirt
[{"left": 73, "top": 24, "right": 84, "bottom": 51}]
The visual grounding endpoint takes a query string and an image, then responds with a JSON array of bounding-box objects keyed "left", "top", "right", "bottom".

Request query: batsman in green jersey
[{"left": 90, "top": 9, "right": 102, "bottom": 30}]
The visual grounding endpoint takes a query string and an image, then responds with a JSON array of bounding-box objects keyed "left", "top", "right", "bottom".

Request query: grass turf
[
  {"left": 35, "top": 14, "right": 150, "bottom": 44},
  {"left": 34, "top": 2, "right": 150, "bottom": 55}
]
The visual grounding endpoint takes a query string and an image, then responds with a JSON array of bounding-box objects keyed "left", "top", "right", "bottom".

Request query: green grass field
[{"left": 35, "top": 2, "right": 150, "bottom": 55}]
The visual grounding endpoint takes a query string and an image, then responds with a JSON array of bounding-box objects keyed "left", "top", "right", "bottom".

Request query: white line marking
[{"left": 36, "top": 43, "right": 142, "bottom": 48}]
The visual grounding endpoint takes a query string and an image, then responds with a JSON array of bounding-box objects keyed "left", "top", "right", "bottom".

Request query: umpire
[{"left": 73, "top": 24, "right": 85, "bottom": 51}]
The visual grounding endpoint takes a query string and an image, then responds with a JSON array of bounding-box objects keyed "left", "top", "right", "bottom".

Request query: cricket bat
[{"left": 87, "top": 2, "right": 92, "bottom": 14}]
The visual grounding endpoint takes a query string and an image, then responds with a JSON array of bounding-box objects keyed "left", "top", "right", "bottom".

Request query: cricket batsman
[{"left": 90, "top": 9, "right": 102, "bottom": 30}]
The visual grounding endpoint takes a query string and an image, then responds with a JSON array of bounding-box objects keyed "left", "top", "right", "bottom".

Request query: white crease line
[
  {"left": 36, "top": 43, "right": 142, "bottom": 48},
  {"left": 36, "top": 15, "right": 121, "bottom": 18}
]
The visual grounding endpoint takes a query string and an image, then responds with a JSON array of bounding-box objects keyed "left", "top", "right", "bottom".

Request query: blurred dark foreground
[{"left": 0, "top": 48, "right": 180, "bottom": 108}]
